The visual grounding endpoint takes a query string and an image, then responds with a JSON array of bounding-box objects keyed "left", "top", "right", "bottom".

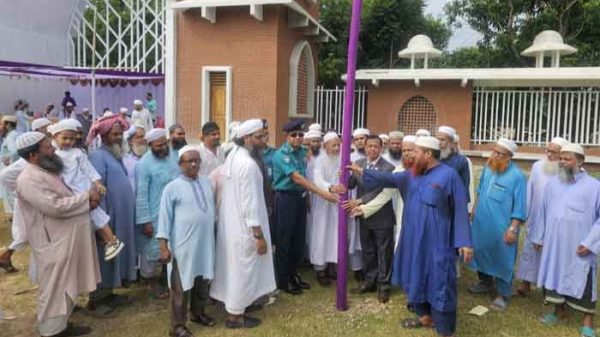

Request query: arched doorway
[{"left": 397, "top": 95, "right": 438, "bottom": 134}]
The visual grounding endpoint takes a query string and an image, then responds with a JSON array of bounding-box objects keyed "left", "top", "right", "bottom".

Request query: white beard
[
  {"left": 541, "top": 160, "right": 559, "bottom": 175},
  {"left": 440, "top": 148, "right": 452, "bottom": 160}
]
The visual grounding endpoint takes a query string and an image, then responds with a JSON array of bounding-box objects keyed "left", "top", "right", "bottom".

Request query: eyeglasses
[{"left": 289, "top": 132, "right": 304, "bottom": 138}]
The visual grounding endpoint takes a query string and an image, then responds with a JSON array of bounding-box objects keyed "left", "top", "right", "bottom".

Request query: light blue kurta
[
  {"left": 470, "top": 162, "right": 527, "bottom": 283},
  {"left": 516, "top": 160, "right": 555, "bottom": 282},
  {"left": 156, "top": 176, "right": 215, "bottom": 291},
  {"left": 531, "top": 172, "right": 600, "bottom": 301},
  {"left": 135, "top": 151, "right": 178, "bottom": 262}
]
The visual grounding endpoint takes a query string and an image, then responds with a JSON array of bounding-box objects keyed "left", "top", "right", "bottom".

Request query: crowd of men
[{"left": 0, "top": 106, "right": 599, "bottom": 337}]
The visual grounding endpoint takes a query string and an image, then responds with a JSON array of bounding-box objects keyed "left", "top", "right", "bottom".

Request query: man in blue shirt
[
  {"left": 436, "top": 126, "right": 470, "bottom": 202},
  {"left": 272, "top": 119, "right": 339, "bottom": 295}
]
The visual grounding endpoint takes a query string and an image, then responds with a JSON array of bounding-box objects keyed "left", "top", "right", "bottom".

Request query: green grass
[{"left": 1, "top": 164, "right": 598, "bottom": 337}]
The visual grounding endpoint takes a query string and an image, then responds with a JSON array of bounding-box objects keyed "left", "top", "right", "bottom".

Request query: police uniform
[{"left": 272, "top": 120, "right": 309, "bottom": 292}]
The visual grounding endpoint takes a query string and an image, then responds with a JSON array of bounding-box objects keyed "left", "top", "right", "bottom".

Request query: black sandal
[
  {"left": 0, "top": 260, "right": 18, "bottom": 273},
  {"left": 170, "top": 326, "right": 193, "bottom": 337}
]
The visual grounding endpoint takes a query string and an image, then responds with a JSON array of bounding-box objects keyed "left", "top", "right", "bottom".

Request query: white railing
[
  {"left": 314, "top": 85, "right": 368, "bottom": 132},
  {"left": 68, "top": 0, "right": 167, "bottom": 73},
  {"left": 472, "top": 87, "right": 600, "bottom": 147}
]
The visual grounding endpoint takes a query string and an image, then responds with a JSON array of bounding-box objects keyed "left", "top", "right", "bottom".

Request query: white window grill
[{"left": 314, "top": 85, "right": 368, "bottom": 132}]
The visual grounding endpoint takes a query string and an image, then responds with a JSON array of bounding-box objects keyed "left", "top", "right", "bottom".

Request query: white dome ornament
[
  {"left": 398, "top": 35, "right": 442, "bottom": 69},
  {"left": 521, "top": 30, "right": 577, "bottom": 68}
]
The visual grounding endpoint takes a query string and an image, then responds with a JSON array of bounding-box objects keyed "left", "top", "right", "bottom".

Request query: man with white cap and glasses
[
  {"left": 136, "top": 128, "right": 179, "bottom": 299},
  {"left": 436, "top": 126, "right": 470, "bottom": 202},
  {"left": 131, "top": 99, "right": 153, "bottom": 131},
  {"left": 515, "top": 136, "right": 569, "bottom": 296},
  {"left": 210, "top": 119, "right": 276, "bottom": 328},
  {"left": 382, "top": 131, "right": 404, "bottom": 168},
  {"left": 157, "top": 145, "right": 216, "bottom": 336},
  {"left": 530, "top": 143, "right": 600, "bottom": 337},
  {"left": 468, "top": 138, "right": 527, "bottom": 311},
  {"left": 347, "top": 135, "right": 472, "bottom": 337},
  {"left": 16, "top": 131, "right": 100, "bottom": 337}
]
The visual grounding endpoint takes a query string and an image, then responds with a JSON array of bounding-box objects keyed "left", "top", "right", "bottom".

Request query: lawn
[{"left": 1, "top": 164, "right": 598, "bottom": 337}]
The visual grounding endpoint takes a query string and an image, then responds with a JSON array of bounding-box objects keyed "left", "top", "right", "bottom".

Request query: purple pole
[{"left": 336, "top": 0, "right": 363, "bottom": 311}]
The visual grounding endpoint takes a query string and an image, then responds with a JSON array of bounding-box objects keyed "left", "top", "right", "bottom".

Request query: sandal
[
  {"left": 401, "top": 318, "right": 432, "bottom": 329},
  {"left": 490, "top": 297, "right": 508, "bottom": 311},
  {"left": 539, "top": 313, "right": 559, "bottom": 325},
  {"left": 0, "top": 260, "right": 18, "bottom": 273},
  {"left": 170, "top": 326, "right": 193, "bottom": 337},
  {"left": 581, "top": 326, "right": 596, "bottom": 337}
]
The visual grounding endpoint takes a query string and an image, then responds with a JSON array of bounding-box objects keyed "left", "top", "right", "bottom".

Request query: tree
[
  {"left": 318, "top": 0, "right": 452, "bottom": 86},
  {"left": 445, "top": 0, "right": 600, "bottom": 67}
]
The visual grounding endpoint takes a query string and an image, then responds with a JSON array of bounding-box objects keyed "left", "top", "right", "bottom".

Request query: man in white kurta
[
  {"left": 197, "top": 122, "right": 225, "bottom": 176},
  {"left": 515, "top": 137, "right": 568, "bottom": 295},
  {"left": 157, "top": 146, "right": 216, "bottom": 337},
  {"left": 310, "top": 132, "right": 346, "bottom": 286},
  {"left": 131, "top": 99, "right": 153, "bottom": 131},
  {"left": 304, "top": 129, "right": 322, "bottom": 262},
  {"left": 15, "top": 132, "right": 100, "bottom": 337},
  {"left": 210, "top": 119, "right": 276, "bottom": 329}
]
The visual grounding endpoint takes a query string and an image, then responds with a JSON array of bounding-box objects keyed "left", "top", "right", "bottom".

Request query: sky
[{"left": 424, "top": 0, "right": 482, "bottom": 51}]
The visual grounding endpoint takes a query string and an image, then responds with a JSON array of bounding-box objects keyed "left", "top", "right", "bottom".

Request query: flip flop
[
  {"left": 0, "top": 260, "right": 18, "bottom": 273},
  {"left": 539, "top": 313, "right": 559, "bottom": 325},
  {"left": 581, "top": 326, "right": 596, "bottom": 337}
]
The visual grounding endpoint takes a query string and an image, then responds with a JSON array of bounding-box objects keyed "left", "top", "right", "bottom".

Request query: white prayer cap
[
  {"left": 379, "top": 134, "right": 389, "bottom": 141},
  {"left": 126, "top": 121, "right": 145, "bottom": 139},
  {"left": 437, "top": 126, "right": 456, "bottom": 138},
  {"left": 178, "top": 145, "right": 200, "bottom": 159},
  {"left": 103, "top": 111, "right": 114, "bottom": 118},
  {"left": 1, "top": 115, "right": 17, "bottom": 124},
  {"left": 550, "top": 137, "right": 569, "bottom": 148},
  {"left": 133, "top": 99, "right": 143, "bottom": 105},
  {"left": 389, "top": 131, "right": 404, "bottom": 139},
  {"left": 16, "top": 132, "right": 46, "bottom": 150},
  {"left": 48, "top": 119, "right": 78, "bottom": 135},
  {"left": 308, "top": 123, "right": 322, "bottom": 132},
  {"left": 64, "top": 118, "right": 82, "bottom": 129},
  {"left": 31, "top": 118, "right": 51, "bottom": 131},
  {"left": 305, "top": 130, "right": 322, "bottom": 140},
  {"left": 561, "top": 143, "right": 585, "bottom": 156},
  {"left": 353, "top": 128, "right": 370, "bottom": 137},
  {"left": 82, "top": 107, "right": 90, "bottom": 112},
  {"left": 237, "top": 119, "right": 263, "bottom": 138},
  {"left": 415, "top": 136, "right": 440, "bottom": 150},
  {"left": 415, "top": 129, "right": 431, "bottom": 137},
  {"left": 403, "top": 135, "right": 417, "bottom": 143},
  {"left": 145, "top": 128, "right": 167, "bottom": 143},
  {"left": 66, "top": 102, "right": 74, "bottom": 107},
  {"left": 228, "top": 121, "right": 241, "bottom": 139},
  {"left": 323, "top": 131, "right": 339, "bottom": 143},
  {"left": 497, "top": 137, "right": 518, "bottom": 155},
  {"left": 119, "top": 107, "right": 128, "bottom": 114}
]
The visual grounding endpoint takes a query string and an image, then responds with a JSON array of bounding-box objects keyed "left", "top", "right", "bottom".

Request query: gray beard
[
  {"left": 108, "top": 143, "right": 124, "bottom": 159},
  {"left": 131, "top": 144, "right": 148, "bottom": 157},
  {"left": 39, "top": 154, "right": 64, "bottom": 175},
  {"left": 440, "top": 148, "right": 452, "bottom": 160},
  {"left": 558, "top": 166, "right": 576, "bottom": 183},
  {"left": 541, "top": 160, "right": 559, "bottom": 175}
]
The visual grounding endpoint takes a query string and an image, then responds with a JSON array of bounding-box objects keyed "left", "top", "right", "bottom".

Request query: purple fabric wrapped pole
[{"left": 336, "top": 0, "right": 363, "bottom": 311}]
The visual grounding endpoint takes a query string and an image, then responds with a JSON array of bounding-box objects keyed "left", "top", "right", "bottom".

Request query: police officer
[{"left": 272, "top": 119, "right": 339, "bottom": 295}]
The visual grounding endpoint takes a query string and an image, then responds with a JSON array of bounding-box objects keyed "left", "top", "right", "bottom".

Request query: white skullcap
[
  {"left": 305, "top": 130, "right": 322, "bottom": 139},
  {"left": 65, "top": 102, "right": 74, "bottom": 107},
  {"left": 353, "top": 128, "right": 370, "bottom": 137},
  {"left": 82, "top": 107, "right": 90, "bottom": 112},
  {"left": 237, "top": 119, "right": 263, "bottom": 138},
  {"left": 48, "top": 119, "right": 78, "bottom": 135},
  {"left": 561, "top": 143, "right": 585, "bottom": 156},
  {"left": 119, "top": 107, "right": 128, "bottom": 113},
  {"left": 126, "top": 121, "right": 145, "bottom": 139},
  {"left": 31, "top": 118, "right": 51, "bottom": 131},
  {"left": 133, "top": 99, "right": 143, "bottom": 105},
  {"left": 415, "top": 129, "right": 431, "bottom": 137},
  {"left": 379, "top": 134, "right": 389, "bottom": 141},
  {"left": 403, "top": 135, "right": 417, "bottom": 143},
  {"left": 103, "top": 111, "right": 114, "bottom": 117},
  {"left": 389, "top": 131, "right": 404, "bottom": 139},
  {"left": 497, "top": 138, "right": 518, "bottom": 155},
  {"left": 323, "top": 131, "right": 339, "bottom": 143},
  {"left": 178, "top": 145, "right": 200, "bottom": 159},
  {"left": 228, "top": 121, "right": 241, "bottom": 139},
  {"left": 415, "top": 136, "right": 440, "bottom": 150},
  {"left": 16, "top": 132, "right": 46, "bottom": 150},
  {"left": 145, "top": 128, "right": 167, "bottom": 143},
  {"left": 308, "top": 123, "right": 322, "bottom": 132},
  {"left": 550, "top": 137, "right": 569, "bottom": 148},
  {"left": 437, "top": 126, "right": 456, "bottom": 138}
]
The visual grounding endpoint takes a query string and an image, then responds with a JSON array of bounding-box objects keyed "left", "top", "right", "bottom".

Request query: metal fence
[
  {"left": 314, "top": 85, "right": 368, "bottom": 132},
  {"left": 472, "top": 87, "right": 600, "bottom": 147}
]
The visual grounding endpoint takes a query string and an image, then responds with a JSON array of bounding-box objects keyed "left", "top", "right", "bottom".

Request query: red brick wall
[{"left": 365, "top": 80, "right": 473, "bottom": 150}]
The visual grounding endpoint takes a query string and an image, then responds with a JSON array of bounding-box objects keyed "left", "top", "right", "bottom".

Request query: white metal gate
[
  {"left": 314, "top": 85, "right": 367, "bottom": 132},
  {"left": 472, "top": 87, "right": 600, "bottom": 147}
]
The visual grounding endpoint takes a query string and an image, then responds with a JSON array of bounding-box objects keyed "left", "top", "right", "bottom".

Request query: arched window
[
  {"left": 289, "top": 41, "right": 315, "bottom": 117},
  {"left": 397, "top": 95, "right": 438, "bottom": 134}
]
